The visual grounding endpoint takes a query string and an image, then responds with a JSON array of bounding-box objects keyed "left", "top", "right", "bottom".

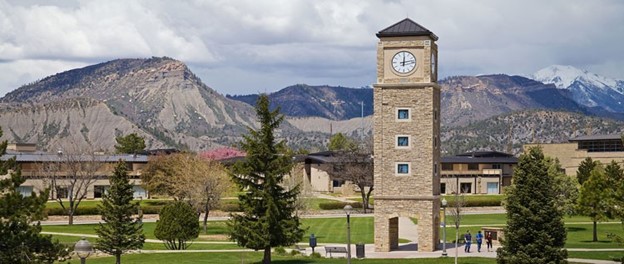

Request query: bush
[
  {"left": 44, "top": 204, "right": 163, "bottom": 216},
  {"left": 445, "top": 195, "right": 503, "bottom": 207},
  {"left": 290, "top": 249, "right": 300, "bottom": 256},
  {"left": 309, "top": 252, "right": 321, "bottom": 258},
  {"left": 274, "top": 247, "right": 287, "bottom": 255},
  {"left": 154, "top": 201, "right": 199, "bottom": 250},
  {"left": 318, "top": 202, "right": 362, "bottom": 210}
]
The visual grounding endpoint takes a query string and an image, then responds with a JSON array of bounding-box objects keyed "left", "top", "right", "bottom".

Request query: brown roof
[{"left": 376, "top": 18, "right": 438, "bottom": 40}]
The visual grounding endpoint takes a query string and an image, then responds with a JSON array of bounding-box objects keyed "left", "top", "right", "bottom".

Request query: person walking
[
  {"left": 464, "top": 230, "right": 472, "bottom": 253},
  {"left": 475, "top": 230, "right": 483, "bottom": 252},
  {"left": 485, "top": 232, "right": 493, "bottom": 252}
]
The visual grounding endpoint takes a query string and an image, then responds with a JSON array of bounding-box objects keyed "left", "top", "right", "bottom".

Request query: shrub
[
  {"left": 154, "top": 201, "right": 199, "bottom": 250},
  {"left": 309, "top": 252, "right": 321, "bottom": 258},
  {"left": 274, "top": 247, "right": 287, "bottom": 255},
  {"left": 290, "top": 249, "right": 300, "bottom": 256},
  {"left": 318, "top": 202, "right": 362, "bottom": 210}
]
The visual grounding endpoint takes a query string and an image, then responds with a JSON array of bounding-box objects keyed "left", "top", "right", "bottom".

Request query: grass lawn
[
  {"left": 81, "top": 252, "right": 495, "bottom": 264},
  {"left": 49, "top": 235, "right": 241, "bottom": 250},
  {"left": 568, "top": 251, "right": 624, "bottom": 261}
]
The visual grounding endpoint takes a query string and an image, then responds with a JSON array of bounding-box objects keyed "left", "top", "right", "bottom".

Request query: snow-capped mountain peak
[{"left": 531, "top": 65, "right": 618, "bottom": 91}]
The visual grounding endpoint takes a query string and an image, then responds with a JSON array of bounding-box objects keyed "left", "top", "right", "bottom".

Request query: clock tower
[{"left": 373, "top": 19, "right": 441, "bottom": 252}]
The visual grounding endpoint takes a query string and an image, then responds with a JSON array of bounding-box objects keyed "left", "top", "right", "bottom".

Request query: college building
[
  {"left": 1, "top": 143, "right": 149, "bottom": 199},
  {"left": 440, "top": 151, "right": 517, "bottom": 195},
  {"left": 524, "top": 134, "right": 624, "bottom": 176},
  {"left": 298, "top": 149, "right": 517, "bottom": 195}
]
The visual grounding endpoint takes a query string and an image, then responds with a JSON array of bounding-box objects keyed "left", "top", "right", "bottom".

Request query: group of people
[{"left": 463, "top": 230, "right": 493, "bottom": 253}]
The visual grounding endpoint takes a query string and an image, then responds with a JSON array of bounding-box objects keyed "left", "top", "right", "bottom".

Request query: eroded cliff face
[{"left": 0, "top": 57, "right": 259, "bottom": 152}]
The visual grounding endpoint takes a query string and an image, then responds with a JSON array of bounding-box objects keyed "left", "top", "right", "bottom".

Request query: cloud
[{"left": 0, "top": 0, "right": 623, "bottom": 97}]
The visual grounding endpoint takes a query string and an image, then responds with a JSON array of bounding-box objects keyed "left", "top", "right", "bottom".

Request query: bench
[{"left": 324, "top": 246, "right": 348, "bottom": 258}]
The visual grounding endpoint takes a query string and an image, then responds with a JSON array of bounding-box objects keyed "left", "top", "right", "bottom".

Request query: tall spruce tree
[
  {"left": 576, "top": 157, "right": 598, "bottom": 185},
  {"left": 0, "top": 127, "right": 67, "bottom": 263},
  {"left": 497, "top": 147, "right": 567, "bottom": 263},
  {"left": 95, "top": 160, "right": 145, "bottom": 264},
  {"left": 227, "top": 94, "right": 304, "bottom": 264}
]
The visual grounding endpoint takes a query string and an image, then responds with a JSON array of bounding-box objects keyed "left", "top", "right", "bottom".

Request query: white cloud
[{"left": 0, "top": 0, "right": 623, "bottom": 97}]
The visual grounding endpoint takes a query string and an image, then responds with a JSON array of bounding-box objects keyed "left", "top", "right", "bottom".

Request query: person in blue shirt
[
  {"left": 464, "top": 230, "right": 472, "bottom": 253},
  {"left": 475, "top": 230, "right": 484, "bottom": 252}
]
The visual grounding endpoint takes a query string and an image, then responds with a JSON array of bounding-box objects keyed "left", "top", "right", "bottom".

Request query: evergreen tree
[
  {"left": 95, "top": 160, "right": 145, "bottom": 264},
  {"left": 0, "top": 127, "right": 68, "bottom": 263},
  {"left": 227, "top": 94, "right": 304, "bottom": 264},
  {"left": 115, "top": 133, "right": 146, "bottom": 154},
  {"left": 578, "top": 163, "right": 611, "bottom": 242},
  {"left": 328, "top": 133, "right": 356, "bottom": 151},
  {"left": 154, "top": 201, "right": 199, "bottom": 250},
  {"left": 497, "top": 147, "right": 567, "bottom": 263},
  {"left": 576, "top": 157, "right": 598, "bottom": 185}
]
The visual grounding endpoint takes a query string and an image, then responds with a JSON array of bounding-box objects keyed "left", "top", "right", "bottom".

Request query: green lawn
[
  {"left": 80, "top": 253, "right": 495, "bottom": 264},
  {"left": 49, "top": 235, "right": 240, "bottom": 250},
  {"left": 568, "top": 251, "right": 624, "bottom": 261}
]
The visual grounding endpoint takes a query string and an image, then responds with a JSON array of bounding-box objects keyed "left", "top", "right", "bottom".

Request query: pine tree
[
  {"left": 576, "top": 157, "right": 597, "bottom": 185},
  {"left": 154, "top": 201, "right": 199, "bottom": 250},
  {"left": 95, "top": 160, "right": 145, "bottom": 264},
  {"left": 0, "top": 127, "right": 68, "bottom": 263},
  {"left": 115, "top": 133, "right": 146, "bottom": 154},
  {"left": 227, "top": 94, "right": 304, "bottom": 264},
  {"left": 497, "top": 146, "right": 567, "bottom": 263}
]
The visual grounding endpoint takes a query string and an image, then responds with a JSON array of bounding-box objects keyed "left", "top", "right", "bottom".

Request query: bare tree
[
  {"left": 38, "top": 146, "right": 103, "bottom": 225},
  {"left": 445, "top": 179, "right": 467, "bottom": 264},
  {"left": 328, "top": 138, "right": 374, "bottom": 213},
  {"left": 142, "top": 153, "right": 232, "bottom": 233}
]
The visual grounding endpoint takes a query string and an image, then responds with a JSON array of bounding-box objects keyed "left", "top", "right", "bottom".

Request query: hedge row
[
  {"left": 43, "top": 202, "right": 242, "bottom": 216},
  {"left": 445, "top": 195, "right": 503, "bottom": 207},
  {"left": 318, "top": 202, "right": 363, "bottom": 210}
]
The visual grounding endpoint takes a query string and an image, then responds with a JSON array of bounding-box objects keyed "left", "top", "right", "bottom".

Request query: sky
[{"left": 0, "top": 0, "right": 623, "bottom": 97}]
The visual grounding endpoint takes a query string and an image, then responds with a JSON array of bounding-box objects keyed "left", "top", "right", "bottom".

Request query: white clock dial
[{"left": 391, "top": 51, "right": 416, "bottom": 74}]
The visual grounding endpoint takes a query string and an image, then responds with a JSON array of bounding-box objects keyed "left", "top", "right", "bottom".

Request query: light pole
[
  {"left": 74, "top": 237, "right": 93, "bottom": 264},
  {"left": 344, "top": 204, "right": 353, "bottom": 264},
  {"left": 441, "top": 198, "right": 448, "bottom": 257}
]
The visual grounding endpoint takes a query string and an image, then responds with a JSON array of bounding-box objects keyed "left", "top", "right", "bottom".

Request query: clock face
[{"left": 391, "top": 51, "right": 416, "bottom": 74}]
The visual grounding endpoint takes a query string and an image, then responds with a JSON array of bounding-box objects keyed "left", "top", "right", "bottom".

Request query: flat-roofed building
[
  {"left": 1, "top": 143, "right": 149, "bottom": 199},
  {"left": 524, "top": 134, "right": 624, "bottom": 176},
  {"left": 440, "top": 151, "right": 517, "bottom": 195}
]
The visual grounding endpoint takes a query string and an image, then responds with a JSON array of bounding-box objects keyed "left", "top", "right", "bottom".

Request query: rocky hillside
[
  {"left": 441, "top": 110, "right": 624, "bottom": 155},
  {"left": 228, "top": 84, "right": 373, "bottom": 120},
  {"left": 0, "top": 57, "right": 323, "bottom": 151}
]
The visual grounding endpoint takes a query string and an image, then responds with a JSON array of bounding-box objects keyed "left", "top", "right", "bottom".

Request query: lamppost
[
  {"left": 74, "top": 237, "right": 93, "bottom": 264},
  {"left": 344, "top": 204, "right": 353, "bottom": 264},
  {"left": 441, "top": 198, "right": 448, "bottom": 257}
]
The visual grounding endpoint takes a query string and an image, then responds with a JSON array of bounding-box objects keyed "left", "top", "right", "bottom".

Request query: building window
[
  {"left": 94, "top": 185, "right": 110, "bottom": 198},
  {"left": 487, "top": 182, "right": 499, "bottom": 194},
  {"left": 17, "top": 186, "right": 33, "bottom": 197},
  {"left": 460, "top": 183, "right": 472, "bottom": 193},
  {"left": 434, "top": 162, "right": 438, "bottom": 174},
  {"left": 442, "top": 163, "right": 453, "bottom": 171},
  {"left": 434, "top": 110, "right": 438, "bottom": 121},
  {"left": 332, "top": 180, "right": 344, "bottom": 187},
  {"left": 396, "top": 135, "right": 410, "bottom": 147},
  {"left": 434, "top": 136, "right": 438, "bottom": 148},
  {"left": 440, "top": 183, "right": 446, "bottom": 194},
  {"left": 492, "top": 164, "right": 502, "bottom": 169},
  {"left": 468, "top": 163, "right": 479, "bottom": 171},
  {"left": 397, "top": 108, "right": 410, "bottom": 120},
  {"left": 56, "top": 187, "right": 68, "bottom": 199},
  {"left": 396, "top": 163, "right": 410, "bottom": 175},
  {"left": 133, "top": 186, "right": 147, "bottom": 198}
]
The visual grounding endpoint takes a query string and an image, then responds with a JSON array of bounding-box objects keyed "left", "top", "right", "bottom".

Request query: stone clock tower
[{"left": 373, "top": 18, "right": 441, "bottom": 252}]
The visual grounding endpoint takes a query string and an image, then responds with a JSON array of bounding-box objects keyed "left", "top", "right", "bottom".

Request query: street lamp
[
  {"left": 74, "top": 237, "right": 93, "bottom": 264},
  {"left": 344, "top": 204, "right": 353, "bottom": 264},
  {"left": 441, "top": 198, "right": 448, "bottom": 257}
]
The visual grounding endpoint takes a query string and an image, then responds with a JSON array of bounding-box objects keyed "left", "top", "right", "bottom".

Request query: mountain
[
  {"left": 0, "top": 57, "right": 326, "bottom": 152},
  {"left": 227, "top": 84, "right": 373, "bottom": 120},
  {"left": 441, "top": 110, "right": 624, "bottom": 155},
  {"left": 440, "top": 74, "right": 593, "bottom": 126},
  {"left": 531, "top": 65, "right": 624, "bottom": 113}
]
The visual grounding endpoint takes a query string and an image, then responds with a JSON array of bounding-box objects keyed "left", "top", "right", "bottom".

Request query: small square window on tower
[
  {"left": 396, "top": 135, "right": 410, "bottom": 148},
  {"left": 396, "top": 108, "right": 410, "bottom": 121},
  {"left": 396, "top": 162, "right": 410, "bottom": 175}
]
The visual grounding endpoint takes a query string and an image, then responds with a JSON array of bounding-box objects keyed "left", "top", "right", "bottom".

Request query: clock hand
[{"left": 402, "top": 55, "right": 405, "bottom": 66}]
